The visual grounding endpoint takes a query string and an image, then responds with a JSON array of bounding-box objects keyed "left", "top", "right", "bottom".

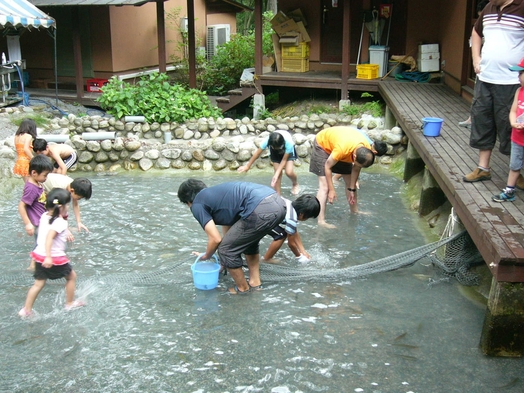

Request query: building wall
[
  {"left": 437, "top": 0, "right": 468, "bottom": 93},
  {"left": 405, "top": 0, "right": 467, "bottom": 94},
  {"left": 90, "top": 7, "right": 113, "bottom": 77},
  {"left": 107, "top": 0, "right": 228, "bottom": 73}
]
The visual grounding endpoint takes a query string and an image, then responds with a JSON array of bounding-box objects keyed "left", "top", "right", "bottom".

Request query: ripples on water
[{"left": 0, "top": 170, "right": 522, "bottom": 393}]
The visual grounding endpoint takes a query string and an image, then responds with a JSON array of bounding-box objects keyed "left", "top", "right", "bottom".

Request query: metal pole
[{"left": 54, "top": 28, "right": 58, "bottom": 106}]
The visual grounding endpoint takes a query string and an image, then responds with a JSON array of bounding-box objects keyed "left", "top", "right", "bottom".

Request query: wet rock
[{"left": 139, "top": 158, "right": 153, "bottom": 171}]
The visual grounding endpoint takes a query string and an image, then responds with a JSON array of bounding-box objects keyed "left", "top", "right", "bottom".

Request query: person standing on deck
[{"left": 463, "top": 0, "right": 524, "bottom": 185}]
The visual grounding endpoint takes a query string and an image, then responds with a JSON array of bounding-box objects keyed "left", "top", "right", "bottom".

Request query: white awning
[{"left": 0, "top": 0, "right": 55, "bottom": 29}]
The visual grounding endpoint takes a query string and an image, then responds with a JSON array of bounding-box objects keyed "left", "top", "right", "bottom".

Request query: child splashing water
[{"left": 19, "top": 188, "right": 85, "bottom": 318}]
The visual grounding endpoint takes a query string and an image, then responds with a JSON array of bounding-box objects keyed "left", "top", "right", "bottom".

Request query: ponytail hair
[{"left": 46, "top": 188, "right": 71, "bottom": 224}]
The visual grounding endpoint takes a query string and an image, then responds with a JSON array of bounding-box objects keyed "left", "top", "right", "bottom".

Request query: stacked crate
[{"left": 281, "top": 42, "right": 310, "bottom": 73}]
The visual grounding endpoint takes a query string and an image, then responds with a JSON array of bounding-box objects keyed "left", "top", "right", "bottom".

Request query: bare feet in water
[
  {"left": 318, "top": 221, "right": 336, "bottom": 229},
  {"left": 291, "top": 184, "right": 300, "bottom": 195}
]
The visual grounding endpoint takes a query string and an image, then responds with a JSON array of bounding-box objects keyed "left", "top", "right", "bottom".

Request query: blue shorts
[{"left": 509, "top": 141, "right": 524, "bottom": 172}]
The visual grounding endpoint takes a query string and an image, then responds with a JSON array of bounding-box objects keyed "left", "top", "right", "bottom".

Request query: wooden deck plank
[{"left": 379, "top": 81, "right": 524, "bottom": 282}]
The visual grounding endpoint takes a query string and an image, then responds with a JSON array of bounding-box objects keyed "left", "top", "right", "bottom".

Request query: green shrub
[
  {"left": 201, "top": 11, "right": 275, "bottom": 96},
  {"left": 97, "top": 72, "right": 222, "bottom": 123},
  {"left": 341, "top": 92, "right": 384, "bottom": 118},
  {"left": 202, "top": 34, "right": 255, "bottom": 96}
]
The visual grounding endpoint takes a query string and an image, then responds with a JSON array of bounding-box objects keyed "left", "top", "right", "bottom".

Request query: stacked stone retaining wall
[{"left": 0, "top": 110, "right": 408, "bottom": 175}]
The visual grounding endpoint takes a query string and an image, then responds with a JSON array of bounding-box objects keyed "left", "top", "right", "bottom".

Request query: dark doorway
[{"left": 320, "top": 0, "right": 364, "bottom": 64}]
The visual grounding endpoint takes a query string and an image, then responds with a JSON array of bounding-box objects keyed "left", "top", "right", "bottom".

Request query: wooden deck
[
  {"left": 259, "top": 70, "right": 381, "bottom": 92},
  {"left": 378, "top": 80, "right": 524, "bottom": 282}
]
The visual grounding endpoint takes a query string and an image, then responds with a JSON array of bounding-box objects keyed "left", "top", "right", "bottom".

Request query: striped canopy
[{"left": 0, "top": 0, "right": 55, "bottom": 30}]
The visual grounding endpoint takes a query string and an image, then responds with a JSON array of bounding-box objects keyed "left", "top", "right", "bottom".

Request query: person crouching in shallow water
[
  {"left": 263, "top": 194, "right": 321, "bottom": 263},
  {"left": 178, "top": 179, "right": 286, "bottom": 294},
  {"left": 309, "top": 126, "right": 387, "bottom": 228}
]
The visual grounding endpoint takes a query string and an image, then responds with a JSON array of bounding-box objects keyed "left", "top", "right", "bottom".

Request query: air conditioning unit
[
  {"left": 206, "top": 24, "right": 230, "bottom": 59},
  {"left": 180, "top": 17, "right": 188, "bottom": 33}
]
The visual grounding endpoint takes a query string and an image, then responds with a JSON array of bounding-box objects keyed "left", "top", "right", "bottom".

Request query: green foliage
[
  {"left": 201, "top": 11, "right": 274, "bottom": 96},
  {"left": 96, "top": 73, "right": 222, "bottom": 123},
  {"left": 202, "top": 34, "right": 256, "bottom": 96},
  {"left": 341, "top": 92, "right": 384, "bottom": 118},
  {"left": 265, "top": 91, "right": 279, "bottom": 107},
  {"left": 10, "top": 112, "right": 51, "bottom": 128}
]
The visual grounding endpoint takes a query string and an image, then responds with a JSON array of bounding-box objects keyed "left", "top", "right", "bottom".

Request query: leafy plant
[
  {"left": 96, "top": 72, "right": 222, "bottom": 123},
  {"left": 341, "top": 92, "right": 384, "bottom": 118},
  {"left": 201, "top": 11, "right": 275, "bottom": 95}
]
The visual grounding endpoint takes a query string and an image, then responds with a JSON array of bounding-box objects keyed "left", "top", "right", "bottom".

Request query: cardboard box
[
  {"left": 295, "top": 21, "right": 311, "bottom": 42},
  {"left": 270, "top": 11, "right": 288, "bottom": 28},
  {"left": 419, "top": 44, "right": 439, "bottom": 53},
  {"left": 418, "top": 58, "right": 440, "bottom": 72},
  {"left": 288, "top": 8, "right": 307, "bottom": 26},
  {"left": 272, "top": 18, "right": 300, "bottom": 36}
]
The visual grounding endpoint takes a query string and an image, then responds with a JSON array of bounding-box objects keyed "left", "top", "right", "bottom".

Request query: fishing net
[{"left": 1, "top": 211, "right": 481, "bottom": 287}]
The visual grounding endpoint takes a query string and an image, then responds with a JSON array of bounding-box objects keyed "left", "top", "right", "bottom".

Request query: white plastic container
[
  {"left": 82, "top": 132, "right": 116, "bottom": 141},
  {"left": 369, "top": 45, "right": 389, "bottom": 77}
]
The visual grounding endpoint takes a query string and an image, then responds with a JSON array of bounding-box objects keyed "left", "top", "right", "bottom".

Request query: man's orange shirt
[{"left": 316, "top": 126, "right": 371, "bottom": 163}]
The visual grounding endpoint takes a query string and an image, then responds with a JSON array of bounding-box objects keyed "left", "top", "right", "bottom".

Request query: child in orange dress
[{"left": 13, "top": 119, "right": 38, "bottom": 182}]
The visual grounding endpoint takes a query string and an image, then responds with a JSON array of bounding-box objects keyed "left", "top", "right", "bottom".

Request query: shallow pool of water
[{"left": 0, "top": 169, "right": 522, "bottom": 393}]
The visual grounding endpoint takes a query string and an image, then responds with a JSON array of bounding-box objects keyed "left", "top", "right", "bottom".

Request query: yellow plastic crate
[
  {"left": 281, "top": 58, "right": 309, "bottom": 72},
  {"left": 281, "top": 42, "right": 310, "bottom": 59},
  {"left": 356, "top": 64, "right": 379, "bottom": 79}
]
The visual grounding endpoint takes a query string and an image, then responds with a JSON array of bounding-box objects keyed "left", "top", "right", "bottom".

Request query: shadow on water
[{"left": 0, "top": 170, "right": 522, "bottom": 392}]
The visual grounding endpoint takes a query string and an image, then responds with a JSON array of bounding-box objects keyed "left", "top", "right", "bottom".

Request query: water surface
[{"left": 0, "top": 169, "right": 522, "bottom": 393}]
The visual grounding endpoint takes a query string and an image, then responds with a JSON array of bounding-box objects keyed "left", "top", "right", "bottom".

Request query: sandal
[
  {"left": 228, "top": 285, "right": 250, "bottom": 295},
  {"left": 249, "top": 283, "right": 263, "bottom": 291}
]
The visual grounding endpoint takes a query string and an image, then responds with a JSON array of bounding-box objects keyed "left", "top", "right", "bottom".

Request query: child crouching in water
[{"left": 19, "top": 188, "right": 85, "bottom": 318}]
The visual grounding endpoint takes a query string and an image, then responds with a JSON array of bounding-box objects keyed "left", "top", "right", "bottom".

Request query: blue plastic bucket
[
  {"left": 421, "top": 117, "right": 444, "bottom": 137},
  {"left": 191, "top": 254, "right": 220, "bottom": 290}
]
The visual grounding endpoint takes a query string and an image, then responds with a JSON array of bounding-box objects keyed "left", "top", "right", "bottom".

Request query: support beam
[
  {"left": 156, "top": 0, "right": 167, "bottom": 73},
  {"left": 404, "top": 141, "right": 425, "bottom": 182},
  {"left": 419, "top": 168, "right": 447, "bottom": 216},
  {"left": 254, "top": 0, "right": 263, "bottom": 93},
  {"left": 187, "top": 0, "right": 196, "bottom": 88},
  {"left": 72, "top": 7, "right": 83, "bottom": 100},
  {"left": 341, "top": 0, "right": 351, "bottom": 100},
  {"left": 480, "top": 279, "right": 524, "bottom": 357}
]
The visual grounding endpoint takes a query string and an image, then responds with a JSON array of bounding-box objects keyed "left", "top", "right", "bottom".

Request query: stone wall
[{"left": 0, "top": 112, "right": 407, "bottom": 175}]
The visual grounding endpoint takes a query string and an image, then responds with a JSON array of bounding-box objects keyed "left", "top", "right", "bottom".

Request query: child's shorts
[
  {"left": 54, "top": 152, "right": 78, "bottom": 170},
  {"left": 31, "top": 252, "right": 72, "bottom": 280},
  {"left": 33, "top": 262, "right": 73, "bottom": 280},
  {"left": 267, "top": 225, "right": 287, "bottom": 241},
  {"left": 270, "top": 147, "right": 298, "bottom": 163},
  {"left": 509, "top": 141, "right": 524, "bottom": 172}
]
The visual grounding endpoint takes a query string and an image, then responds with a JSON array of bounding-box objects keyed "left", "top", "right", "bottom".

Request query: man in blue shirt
[{"left": 178, "top": 179, "right": 286, "bottom": 294}]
